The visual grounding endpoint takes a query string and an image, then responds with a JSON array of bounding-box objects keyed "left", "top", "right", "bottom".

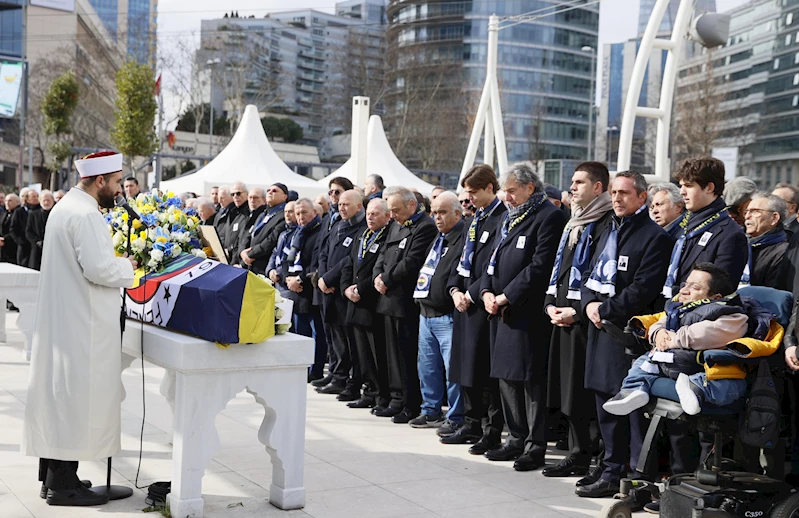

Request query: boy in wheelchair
[{"left": 603, "top": 262, "right": 780, "bottom": 417}]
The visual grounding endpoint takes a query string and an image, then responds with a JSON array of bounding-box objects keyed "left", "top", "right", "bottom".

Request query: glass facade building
[
  {"left": 127, "top": 0, "right": 152, "bottom": 63},
  {"left": 88, "top": 0, "right": 119, "bottom": 40},
  {"left": 637, "top": 0, "right": 716, "bottom": 36},
  {"left": 0, "top": 0, "right": 22, "bottom": 57}
]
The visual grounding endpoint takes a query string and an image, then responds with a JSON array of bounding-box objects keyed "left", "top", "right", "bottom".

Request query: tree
[
  {"left": 40, "top": 71, "right": 79, "bottom": 172},
  {"left": 175, "top": 104, "right": 231, "bottom": 136},
  {"left": 261, "top": 117, "right": 303, "bottom": 142},
  {"left": 111, "top": 60, "right": 158, "bottom": 172}
]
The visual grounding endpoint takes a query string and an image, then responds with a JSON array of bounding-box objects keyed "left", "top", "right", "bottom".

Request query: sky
[{"left": 155, "top": 0, "right": 752, "bottom": 123}]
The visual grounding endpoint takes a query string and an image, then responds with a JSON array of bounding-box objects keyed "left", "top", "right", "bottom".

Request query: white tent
[
  {"left": 318, "top": 116, "right": 436, "bottom": 195},
  {"left": 161, "top": 105, "right": 324, "bottom": 199}
]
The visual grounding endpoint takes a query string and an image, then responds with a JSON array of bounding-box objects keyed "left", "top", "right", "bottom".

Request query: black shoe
[
  {"left": 436, "top": 419, "right": 461, "bottom": 437},
  {"left": 484, "top": 443, "right": 522, "bottom": 461},
  {"left": 439, "top": 426, "right": 481, "bottom": 445},
  {"left": 40, "top": 480, "right": 92, "bottom": 499},
  {"left": 513, "top": 452, "right": 545, "bottom": 472},
  {"left": 46, "top": 485, "right": 109, "bottom": 506},
  {"left": 308, "top": 372, "right": 323, "bottom": 384},
  {"left": 311, "top": 374, "right": 333, "bottom": 387},
  {"left": 575, "top": 478, "right": 619, "bottom": 498},
  {"left": 469, "top": 435, "right": 501, "bottom": 455},
  {"left": 555, "top": 439, "right": 569, "bottom": 451},
  {"left": 348, "top": 397, "right": 376, "bottom": 409},
  {"left": 316, "top": 382, "right": 345, "bottom": 395},
  {"left": 644, "top": 500, "right": 660, "bottom": 514},
  {"left": 408, "top": 413, "right": 444, "bottom": 428},
  {"left": 391, "top": 409, "right": 416, "bottom": 424},
  {"left": 336, "top": 391, "right": 360, "bottom": 402},
  {"left": 542, "top": 456, "right": 590, "bottom": 478},
  {"left": 576, "top": 464, "right": 604, "bottom": 487},
  {"left": 373, "top": 406, "right": 401, "bottom": 418},
  {"left": 6, "top": 301, "right": 18, "bottom": 312}
]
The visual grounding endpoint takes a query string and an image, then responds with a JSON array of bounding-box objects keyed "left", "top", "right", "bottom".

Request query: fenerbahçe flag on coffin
[{"left": 124, "top": 253, "right": 276, "bottom": 345}]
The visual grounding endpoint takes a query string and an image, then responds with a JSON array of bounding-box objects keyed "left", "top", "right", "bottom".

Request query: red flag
[{"left": 154, "top": 74, "right": 162, "bottom": 96}]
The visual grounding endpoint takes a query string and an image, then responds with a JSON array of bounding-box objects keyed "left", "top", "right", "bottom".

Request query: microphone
[{"left": 115, "top": 195, "right": 140, "bottom": 221}]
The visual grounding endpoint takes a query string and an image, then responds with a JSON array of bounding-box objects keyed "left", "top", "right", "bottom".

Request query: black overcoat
[
  {"left": 480, "top": 200, "right": 567, "bottom": 381},
  {"left": 581, "top": 208, "right": 673, "bottom": 395},
  {"left": 340, "top": 222, "right": 393, "bottom": 327},
  {"left": 11, "top": 204, "right": 38, "bottom": 268},
  {"left": 238, "top": 208, "right": 286, "bottom": 275},
  {"left": 0, "top": 208, "right": 17, "bottom": 264},
  {"left": 280, "top": 223, "right": 321, "bottom": 315},
  {"left": 751, "top": 234, "right": 788, "bottom": 289},
  {"left": 312, "top": 211, "right": 339, "bottom": 307},
  {"left": 321, "top": 214, "right": 368, "bottom": 324},
  {"left": 25, "top": 208, "right": 50, "bottom": 270},
  {"left": 447, "top": 202, "right": 507, "bottom": 387}
]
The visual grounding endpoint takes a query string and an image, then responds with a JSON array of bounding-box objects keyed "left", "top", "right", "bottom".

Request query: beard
[{"left": 98, "top": 184, "right": 117, "bottom": 209}]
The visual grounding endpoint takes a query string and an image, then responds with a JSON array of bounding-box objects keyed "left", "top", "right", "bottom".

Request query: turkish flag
[{"left": 154, "top": 74, "right": 162, "bottom": 96}]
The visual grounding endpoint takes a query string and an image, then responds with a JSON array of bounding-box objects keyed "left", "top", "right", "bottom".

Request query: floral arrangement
[
  {"left": 105, "top": 190, "right": 209, "bottom": 271},
  {"left": 258, "top": 275, "right": 293, "bottom": 335}
]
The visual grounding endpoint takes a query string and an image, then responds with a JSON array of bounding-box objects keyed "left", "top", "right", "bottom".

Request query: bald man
[
  {"left": 231, "top": 187, "right": 266, "bottom": 267},
  {"left": 222, "top": 182, "right": 251, "bottom": 262}
]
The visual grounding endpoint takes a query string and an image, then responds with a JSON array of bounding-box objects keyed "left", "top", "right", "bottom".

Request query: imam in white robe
[{"left": 22, "top": 187, "right": 134, "bottom": 461}]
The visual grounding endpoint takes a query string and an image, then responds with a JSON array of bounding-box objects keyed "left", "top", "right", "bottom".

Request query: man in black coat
[
  {"left": 26, "top": 190, "right": 55, "bottom": 271},
  {"left": 340, "top": 199, "right": 393, "bottom": 409},
  {"left": 238, "top": 183, "right": 288, "bottom": 275},
  {"left": 309, "top": 176, "right": 354, "bottom": 390},
  {"left": 442, "top": 165, "right": 507, "bottom": 454},
  {"left": 741, "top": 192, "right": 789, "bottom": 288},
  {"left": 316, "top": 190, "right": 368, "bottom": 399},
  {"left": 409, "top": 192, "right": 465, "bottom": 430},
  {"left": 197, "top": 198, "right": 217, "bottom": 226},
  {"left": 281, "top": 199, "right": 325, "bottom": 378},
  {"left": 214, "top": 187, "right": 234, "bottom": 256},
  {"left": 479, "top": 163, "right": 566, "bottom": 472},
  {"left": 373, "top": 186, "right": 437, "bottom": 423},
  {"left": 543, "top": 162, "right": 613, "bottom": 480},
  {"left": 267, "top": 201, "right": 297, "bottom": 299},
  {"left": 577, "top": 171, "right": 673, "bottom": 498},
  {"left": 772, "top": 183, "right": 799, "bottom": 236},
  {"left": 222, "top": 182, "right": 251, "bottom": 264},
  {"left": 11, "top": 190, "right": 41, "bottom": 268},
  {"left": 364, "top": 174, "right": 384, "bottom": 201},
  {"left": 0, "top": 194, "right": 20, "bottom": 264},
  {"left": 230, "top": 187, "right": 265, "bottom": 266}
]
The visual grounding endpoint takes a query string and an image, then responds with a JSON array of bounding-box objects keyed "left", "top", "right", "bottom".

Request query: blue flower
[
  {"left": 166, "top": 197, "right": 182, "bottom": 207},
  {"left": 104, "top": 214, "right": 113, "bottom": 224},
  {"left": 184, "top": 208, "right": 198, "bottom": 217},
  {"left": 189, "top": 238, "right": 201, "bottom": 249},
  {"left": 142, "top": 214, "right": 159, "bottom": 227}
]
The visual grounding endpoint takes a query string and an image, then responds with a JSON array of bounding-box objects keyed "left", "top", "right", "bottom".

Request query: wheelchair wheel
[
  {"left": 598, "top": 500, "right": 632, "bottom": 518},
  {"left": 772, "top": 492, "right": 799, "bottom": 518}
]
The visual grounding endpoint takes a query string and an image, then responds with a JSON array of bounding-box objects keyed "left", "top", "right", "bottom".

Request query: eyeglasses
[
  {"left": 743, "top": 208, "right": 776, "bottom": 216},
  {"left": 231, "top": 191, "right": 243, "bottom": 196},
  {"left": 328, "top": 189, "right": 343, "bottom": 196},
  {"left": 459, "top": 199, "right": 471, "bottom": 205},
  {"left": 679, "top": 281, "right": 707, "bottom": 291}
]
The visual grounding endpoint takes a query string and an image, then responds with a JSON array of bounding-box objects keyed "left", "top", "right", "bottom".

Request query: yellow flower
[
  {"left": 121, "top": 212, "right": 129, "bottom": 222},
  {"left": 139, "top": 230, "right": 148, "bottom": 240},
  {"left": 167, "top": 191, "right": 175, "bottom": 198},
  {"left": 132, "top": 219, "right": 142, "bottom": 230},
  {"left": 156, "top": 236, "right": 168, "bottom": 244}
]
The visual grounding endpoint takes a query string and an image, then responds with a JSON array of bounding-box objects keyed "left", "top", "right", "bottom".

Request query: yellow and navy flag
[{"left": 125, "top": 253, "right": 275, "bottom": 345}]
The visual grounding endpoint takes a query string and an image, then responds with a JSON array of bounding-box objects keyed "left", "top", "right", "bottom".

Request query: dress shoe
[
  {"left": 316, "top": 382, "right": 345, "bottom": 395},
  {"left": 484, "top": 443, "right": 522, "bottom": 461},
  {"left": 436, "top": 419, "right": 461, "bottom": 437},
  {"left": 409, "top": 413, "right": 444, "bottom": 428},
  {"left": 542, "top": 456, "right": 590, "bottom": 478},
  {"left": 576, "top": 464, "right": 604, "bottom": 487},
  {"left": 575, "top": 478, "right": 620, "bottom": 498},
  {"left": 469, "top": 435, "right": 501, "bottom": 455},
  {"left": 307, "top": 372, "right": 324, "bottom": 384},
  {"left": 513, "top": 452, "right": 545, "bottom": 472},
  {"left": 373, "top": 406, "right": 401, "bottom": 418},
  {"left": 311, "top": 374, "right": 333, "bottom": 387},
  {"left": 347, "top": 397, "right": 375, "bottom": 409},
  {"left": 46, "top": 485, "right": 109, "bottom": 506},
  {"left": 439, "top": 426, "right": 481, "bottom": 445},
  {"left": 336, "top": 391, "right": 360, "bottom": 402},
  {"left": 555, "top": 439, "right": 569, "bottom": 451},
  {"left": 40, "top": 480, "right": 92, "bottom": 499},
  {"left": 391, "top": 409, "right": 416, "bottom": 424}
]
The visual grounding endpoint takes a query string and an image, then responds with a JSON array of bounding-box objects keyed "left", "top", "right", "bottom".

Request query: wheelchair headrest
[{"left": 736, "top": 286, "right": 793, "bottom": 327}]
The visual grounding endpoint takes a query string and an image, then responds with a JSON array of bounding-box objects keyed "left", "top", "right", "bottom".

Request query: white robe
[{"left": 22, "top": 188, "right": 134, "bottom": 461}]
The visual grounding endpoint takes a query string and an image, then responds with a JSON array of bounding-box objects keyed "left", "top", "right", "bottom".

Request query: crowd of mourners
[{"left": 12, "top": 158, "right": 799, "bottom": 513}]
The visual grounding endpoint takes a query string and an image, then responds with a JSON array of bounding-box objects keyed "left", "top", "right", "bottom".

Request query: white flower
[
  {"left": 112, "top": 231, "right": 124, "bottom": 247},
  {"left": 170, "top": 244, "right": 181, "bottom": 258},
  {"left": 136, "top": 193, "right": 146, "bottom": 203},
  {"left": 131, "top": 238, "right": 146, "bottom": 253},
  {"left": 147, "top": 258, "right": 161, "bottom": 269},
  {"left": 168, "top": 214, "right": 178, "bottom": 224},
  {"left": 186, "top": 219, "right": 195, "bottom": 229},
  {"left": 149, "top": 249, "right": 164, "bottom": 263},
  {"left": 190, "top": 249, "right": 207, "bottom": 259},
  {"left": 158, "top": 212, "right": 168, "bottom": 223}
]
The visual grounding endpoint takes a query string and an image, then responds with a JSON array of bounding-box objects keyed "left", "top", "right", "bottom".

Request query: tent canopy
[
  {"left": 318, "top": 116, "right": 436, "bottom": 195},
  {"left": 161, "top": 105, "right": 324, "bottom": 199}
]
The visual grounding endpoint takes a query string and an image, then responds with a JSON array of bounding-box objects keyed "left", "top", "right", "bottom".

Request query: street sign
[
  {"left": 30, "top": 0, "right": 75, "bottom": 12},
  {"left": 0, "top": 61, "right": 23, "bottom": 118}
]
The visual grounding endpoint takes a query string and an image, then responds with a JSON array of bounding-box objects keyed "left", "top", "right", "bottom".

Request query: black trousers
[
  {"left": 595, "top": 390, "right": 646, "bottom": 482},
  {"left": 39, "top": 458, "right": 80, "bottom": 490},
  {"left": 565, "top": 413, "right": 600, "bottom": 463},
  {"left": 498, "top": 378, "right": 547, "bottom": 455},
  {"left": 384, "top": 314, "right": 421, "bottom": 413},
  {"left": 329, "top": 324, "right": 358, "bottom": 390},
  {"left": 462, "top": 337, "right": 504, "bottom": 439},
  {"left": 353, "top": 322, "right": 389, "bottom": 406}
]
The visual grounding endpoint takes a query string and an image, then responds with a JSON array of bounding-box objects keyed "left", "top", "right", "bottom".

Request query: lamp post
[
  {"left": 606, "top": 125, "right": 618, "bottom": 169},
  {"left": 205, "top": 58, "right": 221, "bottom": 158},
  {"left": 582, "top": 45, "right": 596, "bottom": 161}
]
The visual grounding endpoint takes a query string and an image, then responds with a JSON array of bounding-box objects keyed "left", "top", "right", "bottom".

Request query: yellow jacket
[{"left": 629, "top": 313, "right": 783, "bottom": 381}]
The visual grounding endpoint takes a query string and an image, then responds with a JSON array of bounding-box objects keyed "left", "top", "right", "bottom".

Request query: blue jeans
[
  {"left": 293, "top": 310, "right": 327, "bottom": 377},
  {"left": 621, "top": 354, "right": 746, "bottom": 408},
  {"left": 418, "top": 314, "right": 463, "bottom": 422}
]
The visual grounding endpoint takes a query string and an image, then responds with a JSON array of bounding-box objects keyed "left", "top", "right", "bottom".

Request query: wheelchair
[{"left": 597, "top": 286, "right": 799, "bottom": 518}]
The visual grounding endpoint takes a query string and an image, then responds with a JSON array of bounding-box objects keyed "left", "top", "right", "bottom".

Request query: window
[
  {"left": 775, "top": 58, "right": 781, "bottom": 69},
  {"left": 795, "top": 51, "right": 799, "bottom": 64},
  {"left": 794, "top": 73, "right": 799, "bottom": 85},
  {"left": 793, "top": 94, "right": 799, "bottom": 107},
  {"left": 789, "top": 12, "right": 794, "bottom": 25},
  {"left": 788, "top": 34, "right": 793, "bottom": 46}
]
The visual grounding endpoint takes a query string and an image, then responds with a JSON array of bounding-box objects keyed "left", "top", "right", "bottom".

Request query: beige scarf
[{"left": 567, "top": 191, "right": 613, "bottom": 249}]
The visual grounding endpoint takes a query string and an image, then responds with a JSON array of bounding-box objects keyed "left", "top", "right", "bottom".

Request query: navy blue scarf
[
  {"left": 547, "top": 222, "right": 595, "bottom": 300},
  {"left": 287, "top": 215, "right": 321, "bottom": 273},
  {"left": 252, "top": 202, "right": 285, "bottom": 234},
  {"left": 487, "top": 193, "right": 547, "bottom": 276},
  {"left": 457, "top": 197, "right": 501, "bottom": 277}
]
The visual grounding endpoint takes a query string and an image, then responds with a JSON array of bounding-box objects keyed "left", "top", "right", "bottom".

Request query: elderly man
[
  {"left": 543, "top": 162, "right": 613, "bottom": 480},
  {"left": 340, "top": 199, "right": 393, "bottom": 408},
  {"left": 53, "top": 190, "right": 66, "bottom": 204},
  {"left": 458, "top": 190, "right": 475, "bottom": 218},
  {"left": 431, "top": 186, "right": 446, "bottom": 201},
  {"left": 0, "top": 194, "right": 20, "bottom": 264},
  {"left": 267, "top": 200, "right": 297, "bottom": 293},
  {"left": 11, "top": 189, "right": 41, "bottom": 268},
  {"left": 373, "top": 186, "right": 437, "bottom": 422},
  {"left": 409, "top": 192, "right": 465, "bottom": 429},
  {"left": 479, "top": 163, "right": 566, "bottom": 471},
  {"left": 239, "top": 183, "right": 289, "bottom": 275},
  {"left": 649, "top": 183, "right": 686, "bottom": 239},
  {"left": 229, "top": 187, "right": 264, "bottom": 266},
  {"left": 578, "top": 171, "right": 673, "bottom": 498},
  {"left": 773, "top": 183, "right": 799, "bottom": 236},
  {"left": 723, "top": 176, "right": 757, "bottom": 228},
  {"left": 197, "top": 198, "right": 216, "bottom": 226},
  {"left": 314, "top": 194, "right": 330, "bottom": 216},
  {"left": 364, "top": 174, "right": 385, "bottom": 201},
  {"left": 317, "top": 190, "right": 368, "bottom": 399},
  {"left": 740, "top": 192, "right": 789, "bottom": 288},
  {"left": 221, "top": 182, "right": 251, "bottom": 262},
  {"left": 25, "top": 190, "right": 55, "bottom": 270},
  {"left": 123, "top": 176, "right": 140, "bottom": 199},
  {"left": 213, "top": 186, "right": 234, "bottom": 252},
  {"left": 443, "top": 165, "right": 507, "bottom": 452}
]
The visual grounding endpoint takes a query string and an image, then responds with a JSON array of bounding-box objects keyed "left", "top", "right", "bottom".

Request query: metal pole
[
  {"left": 17, "top": 0, "right": 27, "bottom": 189},
  {"left": 208, "top": 87, "right": 214, "bottom": 158},
  {"left": 486, "top": 15, "right": 508, "bottom": 175},
  {"left": 586, "top": 48, "right": 595, "bottom": 160}
]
